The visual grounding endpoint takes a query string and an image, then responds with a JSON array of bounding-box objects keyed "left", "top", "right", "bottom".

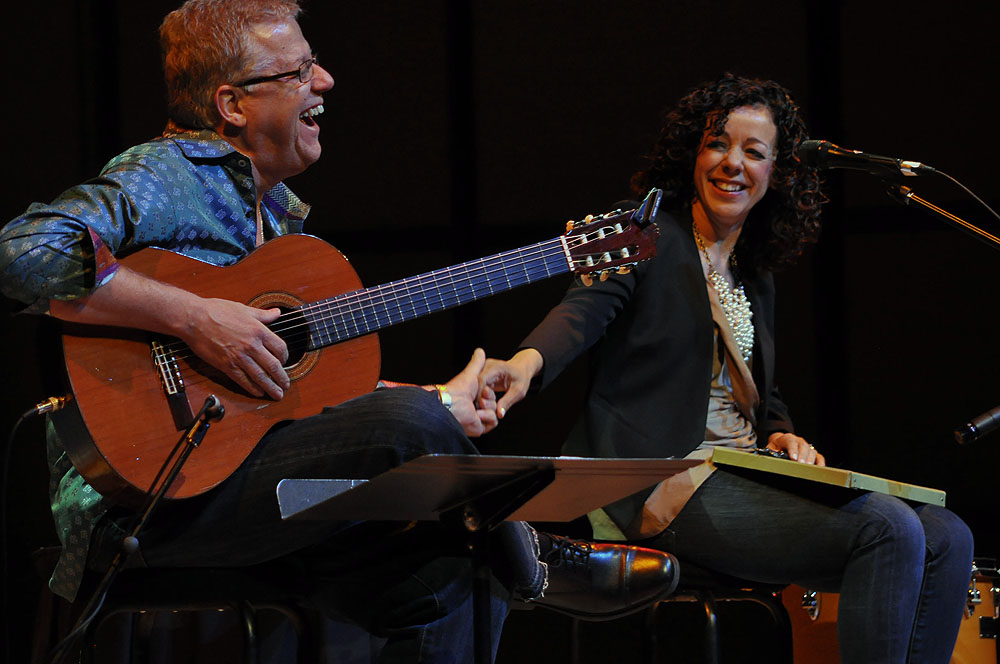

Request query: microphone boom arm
[{"left": 885, "top": 183, "right": 1000, "bottom": 252}]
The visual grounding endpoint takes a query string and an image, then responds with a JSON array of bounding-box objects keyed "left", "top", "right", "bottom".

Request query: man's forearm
[{"left": 48, "top": 266, "right": 200, "bottom": 338}]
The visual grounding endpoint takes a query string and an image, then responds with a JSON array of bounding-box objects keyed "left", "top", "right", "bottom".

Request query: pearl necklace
[{"left": 692, "top": 222, "right": 754, "bottom": 363}]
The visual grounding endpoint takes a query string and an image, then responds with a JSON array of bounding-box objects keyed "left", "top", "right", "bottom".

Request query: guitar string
[
  {"left": 152, "top": 231, "right": 632, "bottom": 370},
  {"left": 153, "top": 227, "right": 634, "bottom": 366},
  {"left": 153, "top": 241, "right": 570, "bottom": 365},
  {"left": 268, "top": 226, "right": 631, "bottom": 337},
  {"left": 167, "top": 238, "right": 559, "bottom": 339},
  {"left": 149, "top": 260, "right": 574, "bottom": 390}
]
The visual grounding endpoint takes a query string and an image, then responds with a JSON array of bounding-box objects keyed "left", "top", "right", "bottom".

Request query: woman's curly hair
[{"left": 631, "top": 73, "right": 825, "bottom": 272}]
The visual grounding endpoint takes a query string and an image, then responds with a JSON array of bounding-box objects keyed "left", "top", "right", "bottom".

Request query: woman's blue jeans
[{"left": 659, "top": 468, "right": 974, "bottom": 664}]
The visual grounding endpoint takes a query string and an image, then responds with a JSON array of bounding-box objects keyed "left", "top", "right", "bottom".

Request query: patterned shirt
[{"left": 0, "top": 127, "right": 311, "bottom": 600}]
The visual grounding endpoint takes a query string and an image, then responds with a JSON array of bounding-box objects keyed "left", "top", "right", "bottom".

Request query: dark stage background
[{"left": 2, "top": 1, "right": 998, "bottom": 662}]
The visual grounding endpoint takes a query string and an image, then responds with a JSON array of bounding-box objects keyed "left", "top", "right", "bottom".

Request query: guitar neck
[{"left": 302, "top": 237, "right": 569, "bottom": 349}]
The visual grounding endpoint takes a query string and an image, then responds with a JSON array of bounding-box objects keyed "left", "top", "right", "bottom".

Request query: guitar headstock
[{"left": 564, "top": 188, "right": 661, "bottom": 284}]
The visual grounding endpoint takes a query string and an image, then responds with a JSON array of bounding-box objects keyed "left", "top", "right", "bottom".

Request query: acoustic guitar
[{"left": 57, "top": 191, "right": 661, "bottom": 506}]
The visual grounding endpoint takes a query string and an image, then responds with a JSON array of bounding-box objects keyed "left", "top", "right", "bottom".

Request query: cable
[
  {"left": 2, "top": 413, "right": 27, "bottom": 664},
  {"left": 2, "top": 398, "right": 60, "bottom": 664},
  {"left": 933, "top": 168, "right": 1000, "bottom": 224},
  {"left": 1, "top": 397, "right": 72, "bottom": 664}
]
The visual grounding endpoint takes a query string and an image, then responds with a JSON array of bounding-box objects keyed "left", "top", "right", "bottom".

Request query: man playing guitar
[{"left": 0, "top": 1, "right": 674, "bottom": 661}]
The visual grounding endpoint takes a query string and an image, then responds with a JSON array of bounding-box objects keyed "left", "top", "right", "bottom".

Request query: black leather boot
[{"left": 528, "top": 532, "right": 679, "bottom": 620}]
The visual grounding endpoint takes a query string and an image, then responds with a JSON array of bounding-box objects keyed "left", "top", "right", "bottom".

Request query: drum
[
  {"left": 781, "top": 558, "right": 1000, "bottom": 664},
  {"left": 783, "top": 558, "right": 998, "bottom": 664},
  {"left": 782, "top": 585, "right": 839, "bottom": 664},
  {"left": 951, "top": 558, "right": 998, "bottom": 664}
]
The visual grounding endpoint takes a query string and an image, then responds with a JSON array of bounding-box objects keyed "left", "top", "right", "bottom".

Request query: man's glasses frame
[{"left": 235, "top": 55, "right": 318, "bottom": 88}]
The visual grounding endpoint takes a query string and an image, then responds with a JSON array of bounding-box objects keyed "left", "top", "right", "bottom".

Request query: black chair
[
  {"left": 31, "top": 547, "right": 322, "bottom": 664},
  {"left": 521, "top": 516, "right": 791, "bottom": 664},
  {"left": 535, "top": 555, "right": 792, "bottom": 664},
  {"left": 641, "top": 559, "right": 792, "bottom": 664}
]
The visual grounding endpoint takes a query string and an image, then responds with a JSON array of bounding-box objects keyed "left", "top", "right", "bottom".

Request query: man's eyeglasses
[{"left": 235, "top": 55, "right": 318, "bottom": 88}]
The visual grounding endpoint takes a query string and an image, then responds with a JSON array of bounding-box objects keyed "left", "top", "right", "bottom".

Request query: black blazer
[{"left": 521, "top": 207, "right": 795, "bottom": 529}]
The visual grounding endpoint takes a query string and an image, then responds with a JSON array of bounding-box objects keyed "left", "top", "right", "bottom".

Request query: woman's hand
[
  {"left": 478, "top": 348, "right": 544, "bottom": 420},
  {"left": 766, "top": 432, "right": 825, "bottom": 466}
]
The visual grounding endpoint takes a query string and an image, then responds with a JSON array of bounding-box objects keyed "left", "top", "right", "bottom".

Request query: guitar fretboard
[{"left": 300, "top": 237, "right": 569, "bottom": 349}]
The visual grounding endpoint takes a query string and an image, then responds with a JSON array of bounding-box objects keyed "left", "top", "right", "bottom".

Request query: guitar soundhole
[
  {"left": 275, "top": 307, "right": 309, "bottom": 367},
  {"left": 249, "top": 291, "right": 319, "bottom": 382}
]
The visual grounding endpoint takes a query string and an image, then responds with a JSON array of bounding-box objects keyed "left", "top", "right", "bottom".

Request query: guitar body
[{"left": 60, "top": 234, "right": 381, "bottom": 505}]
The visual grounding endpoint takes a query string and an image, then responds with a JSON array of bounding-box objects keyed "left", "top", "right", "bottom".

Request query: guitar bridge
[{"left": 151, "top": 339, "right": 193, "bottom": 430}]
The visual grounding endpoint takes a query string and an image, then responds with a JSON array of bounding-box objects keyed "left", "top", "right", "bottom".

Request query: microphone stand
[
  {"left": 48, "top": 395, "right": 225, "bottom": 664},
  {"left": 884, "top": 183, "right": 1000, "bottom": 252},
  {"left": 884, "top": 182, "right": 1000, "bottom": 443}
]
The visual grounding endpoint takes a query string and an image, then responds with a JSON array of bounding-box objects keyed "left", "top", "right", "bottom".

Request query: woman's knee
[
  {"left": 852, "top": 493, "right": 926, "bottom": 559},
  {"left": 916, "top": 505, "right": 974, "bottom": 566}
]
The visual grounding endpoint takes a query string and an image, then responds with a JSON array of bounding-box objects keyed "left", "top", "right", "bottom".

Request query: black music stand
[{"left": 277, "top": 454, "right": 701, "bottom": 664}]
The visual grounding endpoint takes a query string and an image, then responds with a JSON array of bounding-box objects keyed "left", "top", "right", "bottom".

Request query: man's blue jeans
[
  {"left": 659, "top": 468, "right": 974, "bottom": 664},
  {"left": 95, "top": 387, "right": 513, "bottom": 663}
]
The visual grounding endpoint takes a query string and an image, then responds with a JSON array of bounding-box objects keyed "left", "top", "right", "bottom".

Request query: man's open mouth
[{"left": 299, "top": 105, "right": 324, "bottom": 126}]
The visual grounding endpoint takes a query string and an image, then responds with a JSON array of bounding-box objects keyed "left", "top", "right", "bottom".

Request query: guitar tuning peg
[
  {"left": 599, "top": 271, "right": 609, "bottom": 282},
  {"left": 566, "top": 220, "right": 575, "bottom": 232},
  {"left": 580, "top": 274, "right": 594, "bottom": 287},
  {"left": 617, "top": 266, "right": 631, "bottom": 275}
]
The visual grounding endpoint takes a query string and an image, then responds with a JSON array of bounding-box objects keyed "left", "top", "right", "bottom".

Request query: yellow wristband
[{"left": 435, "top": 385, "right": 452, "bottom": 410}]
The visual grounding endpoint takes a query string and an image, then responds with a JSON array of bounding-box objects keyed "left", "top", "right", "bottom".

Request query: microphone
[
  {"left": 22, "top": 395, "right": 72, "bottom": 419},
  {"left": 954, "top": 404, "right": 1000, "bottom": 444},
  {"left": 799, "top": 139, "right": 935, "bottom": 177}
]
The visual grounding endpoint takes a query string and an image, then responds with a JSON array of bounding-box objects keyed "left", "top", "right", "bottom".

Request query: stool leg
[
  {"left": 83, "top": 610, "right": 135, "bottom": 664},
  {"left": 746, "top": 593, "right": 793, "bottom": 664},
  {"left": 261, "top": 603, "right": 318, "bottom": 664},
  {"left": 569, "top": 617, "right": 581, "bottom": 664},
  {"left": 643, "top": 601, "right": 661, "bottom": 664},
  {"left": 30, "top": 583, "right": 58, "bottom": 664},
  {"left": 134, "top": 611, "right": 158, "bottom": 663},
  {"left": 696, "top": 591, "right": 719, "bottom": 664},
  {"left": 235, "top": 601, "right": 258, "bottom": 664}
]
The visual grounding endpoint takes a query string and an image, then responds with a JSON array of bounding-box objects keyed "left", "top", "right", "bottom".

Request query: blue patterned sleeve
[{"left": 0, "top": 166, "right": 171, "bottom": 313}]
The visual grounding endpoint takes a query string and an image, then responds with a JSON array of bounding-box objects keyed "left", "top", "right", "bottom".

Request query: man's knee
[{"left": 350, "top": 387, "right": 478, "bottom": 456}]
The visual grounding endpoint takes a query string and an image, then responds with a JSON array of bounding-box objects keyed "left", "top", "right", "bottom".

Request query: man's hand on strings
[{"left": 183, "top": 298, "right": 290, "bottom": 400}]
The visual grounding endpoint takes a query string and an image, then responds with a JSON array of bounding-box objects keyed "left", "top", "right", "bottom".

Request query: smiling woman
[
  {"left": 690, "top": 104, "right": 777, "bottom": 300},
  {"left": 479, "top": 72, "right": 975, "bottom": 664},
  {"left": 631, "top": 72, "right": 823, "bottom": 274},
  {"left": 693, "top": 106, "right": 776, "bottom": 236}
]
